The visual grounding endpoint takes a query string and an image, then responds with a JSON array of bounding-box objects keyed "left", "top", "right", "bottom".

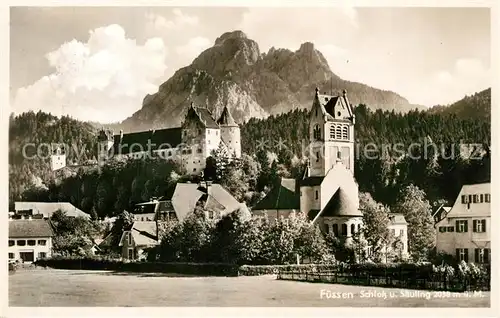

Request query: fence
[{"left": 277, "top": 269, "right": 490, "bottom": 292}]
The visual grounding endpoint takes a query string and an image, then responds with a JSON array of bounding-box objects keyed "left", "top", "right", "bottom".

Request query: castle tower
[
  {"left": 217, "top": 105, "right": 241, "bottom": 158},
  {"left": 308, "top": 88, "right": 355, "bottom": 177},
  {"left": 50, "top": 144, "right": 66, "bottom": 171},
  {"left": 97, "top": 128, "right": 114, "bottom": 166}
]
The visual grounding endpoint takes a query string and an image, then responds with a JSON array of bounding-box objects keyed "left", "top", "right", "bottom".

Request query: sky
[{"left": 10, "top": 7, "right": 491, "bottom": 123}]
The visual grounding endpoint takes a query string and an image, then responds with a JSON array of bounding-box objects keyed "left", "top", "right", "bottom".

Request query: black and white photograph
[{"left": 4, "top": 3, "right": 496, "bottom": 313}]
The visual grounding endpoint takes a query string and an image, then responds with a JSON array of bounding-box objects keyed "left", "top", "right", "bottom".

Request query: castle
[
  {"left": 253, "top": 88, "right": 408, "bottom": 260},
  {"left": 96, "top": 103, "right": 241, "bottom": 174}
]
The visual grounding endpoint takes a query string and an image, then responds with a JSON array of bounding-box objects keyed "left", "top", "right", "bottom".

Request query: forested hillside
[
  {"left": 9, "top": 96, "right": 490, "bottom": 216},
  {"left": 428, "top": 88, "right": 490, "bottom": 121}
]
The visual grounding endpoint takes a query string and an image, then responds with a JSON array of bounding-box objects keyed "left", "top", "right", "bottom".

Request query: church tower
[
  {"left": 217, "top": 105, "right": 241, "bottom": 158},
  {"left": 97, "top": 128, "right": 114, "bottom": 166},
  {"left": 308, "top": 88, "right": 355, "bottom": 177},
  {"left": 50, "top": 144, "right": 66, "bottom": 171}
]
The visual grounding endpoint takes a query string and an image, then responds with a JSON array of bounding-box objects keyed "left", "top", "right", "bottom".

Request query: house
[
  {"left": 135, "top": 181, "right": 248, "bottom": 223},
  {"left": 387, "top": 213, "right": 409, "bottom": 258},
  {"left": 97, "top": 103, "right": 241, "bottom": 175},
  {"left": 112, "top": 181, "right": 248, "bottom": 260},
  {"left": 435, "top": 183, "right": 491, "bottom": 263},
  {"left": 252, "top": 88, "right": 408, "bottom": 258},
  {"left": 8, "top": 218, "right": 54, "bottom": 263},
  {"left": 14, "top": 202, "right": 91, "bottom": 220},
  {"left": 119, "top": 221, "right": 158, "bottom": 260}
]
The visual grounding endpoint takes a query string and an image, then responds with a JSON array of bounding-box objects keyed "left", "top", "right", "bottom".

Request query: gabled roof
[
  {"left": 165, "top": 182, "right": 241, "bottom": 222},
  {"left": 14, "top": 202, "right": 91, "bottom": 219},
  {"left": 185, "top": 104, "right": 219, "bottom": 129},
  {"left": 112, "top": 127, "right": 182, "bottom": 155},
  {"left": 313, "top": 88, "right": 355, "bottom": 121},
  {"left": 252, "top": 178, "right": 301, "bottom": 210},
  {"left": 9, "top": 219, "right": 54, "bottom": 238},
  {"left": 130, "top": 221, "right": 158, "bottom": 246},
  {"left": 217, "top": 105, "right": 238, "bottom": 127},
  {"left": 388, "top": 213, "right": 407, "bottom": 225}
]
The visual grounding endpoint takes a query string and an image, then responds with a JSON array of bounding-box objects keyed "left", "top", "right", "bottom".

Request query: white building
[
  {"left": 435, "top": 183, "right": 491, "bottom": 263},
  {"left": 252, "top": 88, "right": 408, "bottom": 261},
  {"left": 97, "top": 103, "right": 241, "bottom": 175},
  {"left": 8, "top": 219, "right": 54, "bottom": 263}
]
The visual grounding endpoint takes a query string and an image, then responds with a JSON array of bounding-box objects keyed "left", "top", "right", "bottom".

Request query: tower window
[
  {"left": 316, "top": 152, "right": 320, "bottom": 162},
  {"left": 335, "top": 125, "right": 342, "bottom": 139},
  {"left": 350, "top": 224, "right": 355, "bottom": 235},
  {"left": 313, "top": 125, "right": 321, "bottom": 140},
  {"left": 315, "top": 191, "right": 319, "bottom": 200},
  {"left": 341, "top": 224, "right": 347, "bottom": 236},
  {"left": 330, "top": 125, "right": 336, "bottom": 139},
  {"left": 342, "top": 125, "right": 349, "bottom": 140}
]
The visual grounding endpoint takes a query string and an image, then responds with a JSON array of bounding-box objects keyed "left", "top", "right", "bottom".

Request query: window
[
  {"left": 315, "top": 152, "right": 320, "bottom": 162},
  {"left": 332, "top": 224, "right": 339, "bottom": 236},
  {"left": 456, "top": 248, "right": 468, "bottom": 262},
  {"left": 325, "top": 224, "right": 330, "bottom": 234},
  {"left": 447, "top": 226, "right": 454, "bottom": 232},
  {"left": 128, "top": 248, "right": 133, "bottom": 260},
  {"left": 207, "top": 130, "right": 210, "bottom": 135},
  {"left": 358, "top": 224, "right": 361, "bottom": 232},
  {"left": 197, "top": 148, "right": 203, "bottom": 154},
  {"left": 341, "top": 224, "right": 347, "bottom": 236},
  {"left": 351, "top": 224, "right": 355, "bottom": 235},
  {"left": 27, "top": 240, "right": 36, "bottom": 246},
  {"left": 335, "top": 125, "right": 342, "bottom": 139},
  {"left": 473, "top": 219, "right": 486, "bottom": 233},
  {"left": 313, "top": 125, "right": 321, "bottom": 140},
  {"left": 468, "top": 194, "right": 472, "bottom": 203},
  {"left": 38, "top": 252, "right": 46, "bottom": 259},
  {"left": 9, "top": 240, "right": 14, "bottom": 246},
  {"left": 208, "top": 211, "right": 214, "bottom": 219},
  {"left": 475, "top": 249, "right": 487, "bottom": 263},
  {"left": 168, "top": 151, "right": 172, "bottom": 157},
  {"left": 461, "top": 195, "right": 468, "bottom": 204},
  {"left": 399, "top": 229, "right": 404, "bottom": 237},
  {"left": 392, "top": 229, "right": 396, "bottom": 236},
  {"left": 208, "top": 140, "right": 211, "bottom": 144},
  {"left": 315, "top": 191, "right": 319, "bottom": 200},
  {"left": 193, "top": 168, "right": 197, "bottom": 172},
  {"left": 127, "top": 232, "right": 132, "bottom": 245},
  {"left": 9, "top": 253, "right": 14, "bottom": 259},
  {"left": 485, "top": 193, "right": 490, "bottom": 202},
  {"left": 472, "top": 194, "right": 478, "bottom": 203},
  {"left": 330, "top": 125, "right": 336, "bottom": 139},
  {"left": 439, "top": 226, "right": 447, "bottom": 233},
  {"left": 456, "top": 220, "right": 468, "bottom": 233},
  {"left": 315, "top": 109, "right": 318, "bottom": 117},
  {"left": 17, "top": 240, "right": 26, "bottom": 246},
  {"left": 342, "top": 125, "right": 349, "bottom": 140}
]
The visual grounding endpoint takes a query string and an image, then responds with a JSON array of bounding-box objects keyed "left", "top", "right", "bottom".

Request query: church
[
  {"left": 253, "top": 88, "right": 408, "bottom": 258},
  {"left": 96, "top": 103, "right": 241, "bottom": 174}
]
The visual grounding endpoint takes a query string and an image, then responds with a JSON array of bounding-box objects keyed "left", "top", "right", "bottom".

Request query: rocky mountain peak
[
  {"left": 298, "top": 42, "right": 315, "bottom": 53},
  {"left": 214, "top": 30, "right": 248, "bottom": 46}
]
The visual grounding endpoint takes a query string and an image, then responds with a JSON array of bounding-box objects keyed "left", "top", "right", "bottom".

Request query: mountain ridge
[{"left": 118, "top": 30, "right": 424, "bottom": 133}]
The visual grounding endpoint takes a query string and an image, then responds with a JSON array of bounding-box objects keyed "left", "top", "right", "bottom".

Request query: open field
[{"left": 9, "top": 269, "right": 490, "bottom": 307}]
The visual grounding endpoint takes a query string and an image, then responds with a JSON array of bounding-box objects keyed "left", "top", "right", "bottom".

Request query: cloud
[
  {"left": 425, "top": 58, "right": 490, "bottom": 105},
  {"left": 145, "top": 9, "right": 199, "bottom": 31},
  {"left": 175, "top": 36, "right": 211, "bottom": 62},
  {"left": 238, "top": 7, "right": 358, "bottom": 53},
  {"left": 11, "top": 24, "right": 168, "bottom": 123}
]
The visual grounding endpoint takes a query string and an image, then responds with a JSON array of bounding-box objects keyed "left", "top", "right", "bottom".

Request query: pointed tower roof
[{"left": 217, "top": 105, "right": 238, "bottom": 127}]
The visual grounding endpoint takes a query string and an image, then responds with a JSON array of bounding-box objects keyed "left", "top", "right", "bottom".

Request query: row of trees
[{"left": 155, "top": 206, "right": 335, "bottom": 265}]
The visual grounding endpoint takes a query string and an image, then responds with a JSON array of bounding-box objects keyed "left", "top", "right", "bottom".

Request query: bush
[
  {"left": 34, "top": 256, "right": 239, "bottom": 276},
  {"left": 238, "top": 264, "right": 340, "bottom": 276}
]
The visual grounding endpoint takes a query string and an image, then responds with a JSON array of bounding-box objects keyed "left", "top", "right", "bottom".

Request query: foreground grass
[{"left": 9, "top": 269, "right": 490, "bottom": 307}]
